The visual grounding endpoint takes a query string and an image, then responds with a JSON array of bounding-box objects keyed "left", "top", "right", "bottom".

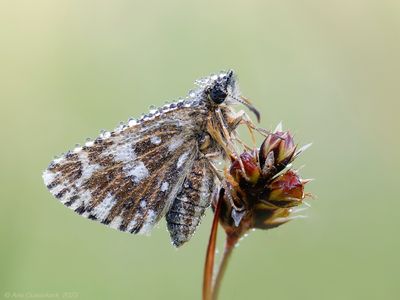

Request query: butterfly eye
[{"left": 209, "top": 85, "right": 227, "bottom": 104}]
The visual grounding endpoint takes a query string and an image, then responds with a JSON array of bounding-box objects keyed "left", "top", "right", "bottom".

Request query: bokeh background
[{"left": 1, "top": 1, "right": 399, "bottom": 299}]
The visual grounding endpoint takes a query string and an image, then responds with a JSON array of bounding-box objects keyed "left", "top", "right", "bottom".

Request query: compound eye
[{"left": 209, "top": 85, "right": 227, "bottom": 104}]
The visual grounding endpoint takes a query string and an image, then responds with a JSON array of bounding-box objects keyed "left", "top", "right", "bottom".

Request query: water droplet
[
  {"left": 128, "top": 119, "right": 137, "bottom": 127},
  {"left": 85, "top": 139, "right": 94, "bottom": 147},
  {"left": 102, "top": 131, "right": 111, "bottom": 139},
  {"left": 188, "top": 90, "right": 196, "bottom": 98},
  {"left": 73, "top": 146, "right": 82, "bottom": 153}
]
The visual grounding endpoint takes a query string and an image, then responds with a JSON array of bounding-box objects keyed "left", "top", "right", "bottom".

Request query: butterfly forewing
[{"left": 43, "top": 104, "right": 207, "bottom": 234}]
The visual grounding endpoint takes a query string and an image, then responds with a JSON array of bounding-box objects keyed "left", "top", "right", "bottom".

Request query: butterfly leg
[
  {"left": 229, "top": 110, "right": 270, "bottom": 139},
  {"left": 214, "top": 109, "right": 253, "bottom": 182}
]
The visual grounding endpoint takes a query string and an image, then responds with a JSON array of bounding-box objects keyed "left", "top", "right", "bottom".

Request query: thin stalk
[
  {"left": 211, "top": 234, "right": 239, "bottom": 300},
  {"left": 202, "top": 194, "right": 223, "bottom": 300}
]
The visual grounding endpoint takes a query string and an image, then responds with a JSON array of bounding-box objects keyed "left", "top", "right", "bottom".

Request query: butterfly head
[
  {"left": 201, "top": 70, "right": 260, "bottom": 122},
  {"left": 206, "top": 70, "right": 236, "bottom": 104}
]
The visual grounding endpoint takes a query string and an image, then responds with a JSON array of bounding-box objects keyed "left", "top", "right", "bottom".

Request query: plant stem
[
  {"left": 211, "top": 234, "right": 239, "bottom": 300},
  {"left": 202, "top": 194, "right": 223, "bottom": 300}
]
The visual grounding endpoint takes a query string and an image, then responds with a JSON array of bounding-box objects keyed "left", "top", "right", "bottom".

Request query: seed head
[{"left": 216, "top": 126, "right": 311, "bottom": 238}]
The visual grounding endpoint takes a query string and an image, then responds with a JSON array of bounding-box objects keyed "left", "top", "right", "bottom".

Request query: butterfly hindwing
[{"left": 43, "top": 104, "right": 208, "bottom": 235}]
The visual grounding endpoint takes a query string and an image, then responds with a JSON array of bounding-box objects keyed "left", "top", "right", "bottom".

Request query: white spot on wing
[
  {"left": 161, "top": 181, "right": 169, "bottom": 192},
  {"left": 70, "top": 197, "right": 84, "bottom": 210},
  {"left": 109, "top": 216, "right": 123, "bottom": 229},
  {"left": 168, "top": 137, "right": 184, "bottom": 152},
  {"left": 139, "top": 209, "right": 157, "bottom": 235},
  {"left": 177, "top": 152, "right": 189, "bottom": 168},
  {"left": 140, "top": 199, "right": 147, "bottom": 208},
  {"left": 127, "top": 218, "right": 137, "bottom": 232},
  {"left": 91, "top": 193, "right": 116, "bottom": 221},
  {"left": 81, "top": 190, "right": 93, "bottom": 207},
  {"left": 125, "top": 161, "right": 149, "bottom": 183},
  {"left": 150, "top": 136, "right": 161, "bottom": 145},
  {"left": 79, "top": 151, "right": 101, "bottom": 184},
  {"left": 50, "top": 183, "right": 66, "bottom": 199},
  {"left": 114, "top": 143, "right": 136, "bottom": 162},
  {"left": 42, "top": 170, "right": 57, "bottom": 186}
]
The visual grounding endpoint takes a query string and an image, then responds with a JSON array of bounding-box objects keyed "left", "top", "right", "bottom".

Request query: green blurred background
[{"left": 1, "top": 1, "right": 399, "bottom": 299}]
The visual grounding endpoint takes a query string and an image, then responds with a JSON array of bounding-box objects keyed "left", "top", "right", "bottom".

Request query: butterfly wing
[{"left": 43, "top": 104, "right": 208, "bottom": 234}]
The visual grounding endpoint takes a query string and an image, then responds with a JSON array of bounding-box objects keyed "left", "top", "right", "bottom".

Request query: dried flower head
[
  {"left": 203, "top": 124, "right": 312, "bottom": 300},
  {"left": 215, "top": 124, "right": 311, "bottom": 240}
]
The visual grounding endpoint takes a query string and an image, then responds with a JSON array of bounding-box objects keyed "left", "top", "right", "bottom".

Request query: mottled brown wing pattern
[
  {"left": 43, "top": 104, "right": 207, "bottom": 235},
  {"left": 166, "top": 157, "right": 216, "bottom": 246}
]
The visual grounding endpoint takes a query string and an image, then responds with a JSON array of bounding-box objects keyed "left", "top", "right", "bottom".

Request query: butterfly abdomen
[{"left": 166, "top": 158, "right": 216, "bottom": 247}]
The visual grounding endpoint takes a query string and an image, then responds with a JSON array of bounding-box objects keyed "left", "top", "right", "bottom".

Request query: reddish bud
[
  {"left": 259, "top": 131, "right": 296, "bottom": 174},
  {"left": 268, "top": 170, "right": 304, "bottom": 206},
  {"left": 229, "top": 152, "right": 260, "bottom": 184}
]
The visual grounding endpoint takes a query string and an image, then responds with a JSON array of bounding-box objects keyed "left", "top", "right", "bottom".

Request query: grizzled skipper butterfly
[{"left": 42, "top": 70, "right": 260, "bottom": 247}]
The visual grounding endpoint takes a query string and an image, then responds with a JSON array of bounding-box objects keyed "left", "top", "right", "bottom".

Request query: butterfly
[{"left": 42, "top": 70, "right": 260, "bottom": 247}]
